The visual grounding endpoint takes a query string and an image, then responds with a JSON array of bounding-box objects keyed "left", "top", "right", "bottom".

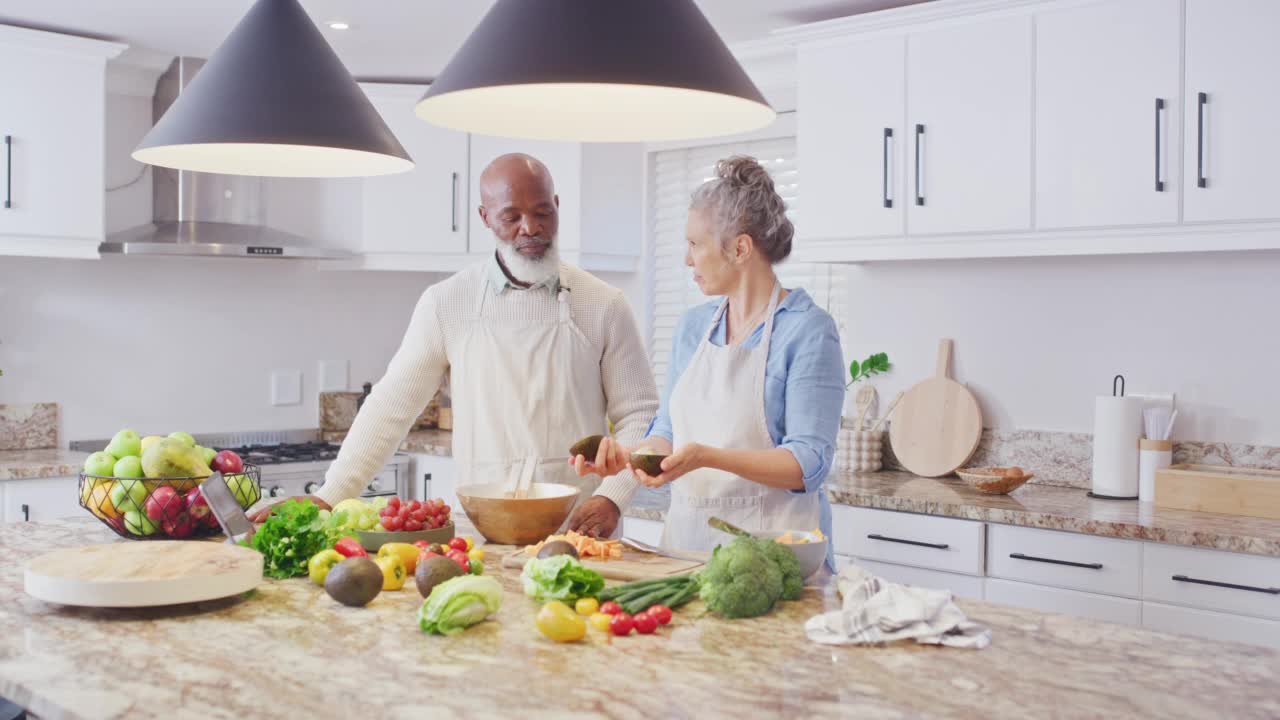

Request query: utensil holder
[
  {"left": 1138, "top": 439, "right": 1173, "bottom": 502},
  {"left": 851, "top": 430, "right": 885, "bottom": 473}
]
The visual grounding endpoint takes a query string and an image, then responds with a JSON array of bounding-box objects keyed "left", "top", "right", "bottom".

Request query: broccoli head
[
  {"left": 760, "top": 539, "right": 805, "bottom": 601},
  {"left": 698, "top": 535, "right": 783, "bottom": 619}
]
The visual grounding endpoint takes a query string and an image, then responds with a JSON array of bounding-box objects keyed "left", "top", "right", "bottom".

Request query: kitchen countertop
[
  {"left": 2, "top": 519, "right": 1277, "bottom": 720},
  {"left": 322, "top": 428, "right": 453, "bottom": 456},
  {"left": 0, "top": 449, "right": 88, "bottom": 481}
]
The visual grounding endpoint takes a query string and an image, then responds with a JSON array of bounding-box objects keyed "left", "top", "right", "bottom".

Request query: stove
[{"left": 70, "top": 429, "right": 410, "bottom": 504}]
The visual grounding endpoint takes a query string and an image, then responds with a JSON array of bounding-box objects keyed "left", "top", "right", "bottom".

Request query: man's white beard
[{"left": 497, "top": 239, "right": 560, "bottom": 287}]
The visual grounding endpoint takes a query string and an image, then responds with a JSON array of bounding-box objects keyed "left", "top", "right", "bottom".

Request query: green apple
[
  {"left": 224, "top": 474, "right": 259, "bottom": 509},
  {"left": 105, "top": 429, "right": 142, "bottom": 459},
  {"left": 140, "top": 435, "right": 164, "bottom": 454},
  {"left": 83, "top": 451, "right": 117, "bottom": 478},
  {"left": 123, "top": 510, "right": 159, "bottom": 536},
  {"left": 167, "top": 431, "right": 196, "bottom": 448},
  {"left": 113, "top": 456, "right": 144, "bottom": 479},
  {"left": 110, "top": 479, "right": 148, "bottom": 514},
  {"left": 196, "top": 445, "right": 217, "bottom": 466}
]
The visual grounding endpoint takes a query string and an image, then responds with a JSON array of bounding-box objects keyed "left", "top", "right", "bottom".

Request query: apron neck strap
[
  {"left": 710, "top": 280, "right": 785, "bottom": 345},
  {"left": 558, "top": 287, "right": 571, "bottom": 323}
]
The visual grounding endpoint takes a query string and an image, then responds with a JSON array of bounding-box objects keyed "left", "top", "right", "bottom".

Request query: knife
[{"left": 619, "top": 536, "right": 707, "bottom": 564}]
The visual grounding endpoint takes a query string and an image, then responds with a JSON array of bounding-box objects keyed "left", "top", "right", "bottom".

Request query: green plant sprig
[{"left": 847, "top": 352, "right": 890, "bottom": 388}]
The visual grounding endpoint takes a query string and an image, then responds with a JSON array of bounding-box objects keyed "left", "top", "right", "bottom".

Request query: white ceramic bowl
[{"left": 754, "top": 529, "right": 827, "bottom": 578}]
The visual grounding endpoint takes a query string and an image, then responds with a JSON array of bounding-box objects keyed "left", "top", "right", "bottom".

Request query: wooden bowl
[
  {"left": 455, "top": 482, "right": 581, "bottom": 545},
  {"left": 956, "top": 467, "right": 1034, "bottom": 494}
]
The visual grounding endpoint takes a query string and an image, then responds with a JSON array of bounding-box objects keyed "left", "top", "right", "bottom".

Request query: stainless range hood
[{"left": 101, "top": 57, "right": 351, "bottom": 259}]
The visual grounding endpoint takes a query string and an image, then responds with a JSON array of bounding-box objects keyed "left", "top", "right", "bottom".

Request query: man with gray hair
[{"left": 252, "top": 153, "right": 657, "bottom": 538}]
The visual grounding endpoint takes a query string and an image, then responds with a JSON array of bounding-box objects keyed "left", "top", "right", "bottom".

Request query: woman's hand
[
  {"left": 633, "top": 443, "right": 709, "bottom": 488},
  {"left": 569, "top": 436, "right": 630, "bottom": 478},
  {"left": 247, "top": 495, "right": 331, "bottom": 523}
]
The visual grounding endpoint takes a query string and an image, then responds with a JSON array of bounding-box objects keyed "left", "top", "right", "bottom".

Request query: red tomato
[
  {"left": 445, "top": 549, "right": 470, "bottom": 572},
  {"left": 448, "top": 537, "right": 468, "bottom": 552},
  {"left": 609, "top": 613, "right": 635, "bottom": 636},
  {"left": 403, "top": 518, "right": 424, "bottom": 532},
  {"left": 384, "top": 515, "right": 405, "bottom": 531},
  {"left": 599, "top": 601, "right": 622, "bottom": 616},
  {"left": 633, "top": 612, "right": 658, "bottom": 634},
  {"left": 646, "top": 605, "right": 673, "bottom": 625}
]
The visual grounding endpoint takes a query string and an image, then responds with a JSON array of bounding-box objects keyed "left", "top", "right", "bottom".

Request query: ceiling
[{"left": 0, "top": 0, "right": 931, "bottom": 81}]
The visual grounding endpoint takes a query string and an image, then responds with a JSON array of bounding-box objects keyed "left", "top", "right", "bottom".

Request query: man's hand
[
  {"left": 247, "top": 495, "right": 331, "bottom": 523},
  {"left": 566, "top": 495, "right": 621, "bottom": 538},
  {"left": 633, "top": 443, "right": 708, "bottom": 488},
  {"left": 569, "top": 436, "right": 630, "bottom": 478}
]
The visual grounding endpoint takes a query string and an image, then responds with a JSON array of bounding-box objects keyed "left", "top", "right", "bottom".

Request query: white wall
[{"left": 840, "top": 250, "right": 1280, "bottom": 444}]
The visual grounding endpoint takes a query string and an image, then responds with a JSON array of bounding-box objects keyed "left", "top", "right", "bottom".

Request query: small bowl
[
  {"left": 455, "top": 482, "right": 580, "bottom": 545},
  {"left": 957, "top": 467, "right": 1034, "bottom": 494},
  {"left": 754, "top": 529, "right": 827, "bottom": 579},
  {"left": 357, "top": 521, "right": 454, "bottom": 552}
]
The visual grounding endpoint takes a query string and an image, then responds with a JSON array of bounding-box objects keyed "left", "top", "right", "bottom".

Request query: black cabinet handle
[
  {"left": 882, "top": 127, "right": 893, "bottom": 209},
  {"left": 1154, "top": 98, "right": 1165, "bottom": 192},
  {"left": 4, "top": 135, "right": 11, "bottom": 209},
  {"left": 1197, "top": 92, "right": 1208, "bottom": 188},
  {"left": 450, "top": 172, "right": 459, "bottom": 232},
  {"left": 1173, "top": 574, "right": 1279, "bottom": 595},
  {"left": 867, "top": 533, "right": 948, "bottom": 550},
  {"left": 913, "top": 124, "right": 925, "bottom": 206},
  {"left": 21, "top": 504, "right": 29, "bottom": 522},
  {"left": 1009, "top": 552, "right": 1102, "bottom": 570}
]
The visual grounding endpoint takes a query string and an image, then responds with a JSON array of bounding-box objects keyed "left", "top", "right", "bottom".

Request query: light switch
[
  {"left": 318, "top": 360, "right": 348, "bottom": 392},
  {"left": 271, "top": 369, "right": 302, "bottom": 406}
]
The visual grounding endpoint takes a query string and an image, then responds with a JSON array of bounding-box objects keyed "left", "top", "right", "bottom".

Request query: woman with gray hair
[{"left": 572, "top": 155, "right": 845, "bottom": 567}]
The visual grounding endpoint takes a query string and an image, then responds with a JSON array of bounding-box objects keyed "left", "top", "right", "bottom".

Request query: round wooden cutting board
[
  {"left": 24, "top": 541, "right": 263, "bottom": 608},
  {"left": 889, "top": 339, "right": 983, "bottom": 478}
]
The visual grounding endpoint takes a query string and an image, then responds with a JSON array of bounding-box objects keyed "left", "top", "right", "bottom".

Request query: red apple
[
  {"left": 185, "top": 487, "right": 219, "bottom": 528},
  {"left": 162, "top": 512, "right": 195, "bottom": 538},
  {"left": 145, "top": 486, "right": 184, "bottom": 523},
  {"left": 211, "top": 450, "right": 244, "bottom": 474}
]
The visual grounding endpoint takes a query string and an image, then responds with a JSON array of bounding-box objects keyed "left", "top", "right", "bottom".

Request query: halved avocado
[
  {"left": 629, "top": 451, "right": 668, "bottom": 477},
  {"left": 570, "top": 435, "right": 604, "bottom": 460},
  {"left": 537, "top": 540, "right": 579, "bottom": 560}
]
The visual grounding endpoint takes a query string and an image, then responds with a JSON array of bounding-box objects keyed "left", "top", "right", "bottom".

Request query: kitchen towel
[
  {"left": 805, "top": 564, "right": 991, "bottom": 649},
  {"left": 1090, "top": 395, "right": 1145, "bottom": 497}
]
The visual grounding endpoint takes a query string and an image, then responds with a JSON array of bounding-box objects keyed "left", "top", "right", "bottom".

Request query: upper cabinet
[
  {"left": 0, "top": 27, "right": 124, "bottom": 259},
  {"left": 906, "top": 17, "right": 1032, "bottom": 235},
  {"left": 789, "top": 0, "right": 1280, "bottom": 262},
  {"left": 361, "top": 84, "right": 470, "bottom": 258},
  {"left": 1182, "top": 0, "right": 1280, "bottom": 224},
  {"left": 1035, "top": 0, "right": 1181, "bottom": 229},
  {"left": 798, "top": 36, "right": 906, "bottom": 240}
]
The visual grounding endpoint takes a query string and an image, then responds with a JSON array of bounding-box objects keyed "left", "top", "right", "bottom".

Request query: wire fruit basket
[{"left": 78, "top": 465, "right": 262, "bottom": 540}]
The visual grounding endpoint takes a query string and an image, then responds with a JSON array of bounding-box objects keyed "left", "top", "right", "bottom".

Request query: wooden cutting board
[
  {"left": 24, "top": 541, "right": 263, "bottom": 608},
  {"left": 502, "top": 548, "right": 708, "bottom": 582},
  {"left": 889, "top": 338, "right": 983, "bottom": 478}
]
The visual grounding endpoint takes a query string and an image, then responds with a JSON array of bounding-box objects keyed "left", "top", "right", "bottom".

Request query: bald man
[{"left": 251, "top": 154, "right": 658, "bottom": 538}]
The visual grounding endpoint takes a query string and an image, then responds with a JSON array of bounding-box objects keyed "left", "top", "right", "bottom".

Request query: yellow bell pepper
[{"left": 375, "top": 554, "right": 407, "bottom": 591}]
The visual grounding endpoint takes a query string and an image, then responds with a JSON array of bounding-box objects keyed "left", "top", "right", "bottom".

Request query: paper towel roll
[{"left": 1090, "top": 396, "right": 1144, "bottom": 498}]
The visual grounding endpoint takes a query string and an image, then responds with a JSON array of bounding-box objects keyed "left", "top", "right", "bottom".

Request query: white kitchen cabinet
[
  {"left": 413, "top": 454, "right": 458, "bottom": 512},
  {"left": 906, "top": 16, "right": 1032, "bottom": 235},
  {"left": 985, "top": 578, "right": 1141, "bottom": 626},
  {"left": 2, "top": 476, "right": 82, "bottom": 523},
  {"left": 1034, "top": 0, "right": 1181, "bottom": 229},
  {"left": 987, "top": 525, "right": 1143, "bottom": 599},
  {"left": 797, "top": 35, "right": 906, "bottom": 240},
  {"left": 360, "top": 84, "right": 470, "bottom": 258},
  {"left": 1182, "top": 0, "right": 1280, "bottom": 223},
  {"left": 833, "top": 505, "right": 985, "bottom": 576},
  {"left": 1142, "top": 543, "right": 1280, "bottom": 621},
  {"left": 852, "top": 556, "right": 985, "bottom": 600},
  {"left": 1142, "top": 601, "right": 1280, "bottom": 650},
  {"left": 0, "top": 27, "right": 124, "bottom": 259},
  {"left": 622, "top": 516, "right": 664, "bottom": 547},
  {"left": 468, "top": 135, "right": 642, "bottom": 272}
]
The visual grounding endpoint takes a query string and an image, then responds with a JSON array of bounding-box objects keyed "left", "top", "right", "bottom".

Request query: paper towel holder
[
  {"left": 1112, "top": 374, "right": 1125, "bottom": 397},
  {"left": 1087, "top": 373, "right": 1141, "bottom": 501}
]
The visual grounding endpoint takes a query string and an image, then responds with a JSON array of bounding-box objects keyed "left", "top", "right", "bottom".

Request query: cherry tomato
[
  {"left": 446, "top": 549, "right": 470, "bottom": 572},
  {"left": 646, "top": 605, "right": 673, "bottom": 625},
  {"left": 634, "top": 612, "right": 658, "bottom": 634},
  {"left": 403, "top": 518, "right": 424, "bottom": 532},
  {"left": 463, "top": 537, "right": 475, "bottom": 551},
  {"left": 575, "top": 597, "right": 599, "bottom": 616},
  {"left": 599, "top": 601, "right": 622, "bottom": 615},
  {"left": 609, "top": 613, "right": 635, "bottom": 636},
  {"left": 448, "top": 537, "right": 468, "bottom": 552}
]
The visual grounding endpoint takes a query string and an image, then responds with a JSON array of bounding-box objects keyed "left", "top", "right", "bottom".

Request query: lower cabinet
[
  {"left": 840, "top": 555, "right": 985, "bottom": 600},
  {"left": 985, "top": 578, "right": 1142, "bottom": 626},
  {"left": 2, "top": 476, "right": 81, "bottom": 522},
  {"left": 1141, "top": 601, "right": 1280, "bottom": 650}
]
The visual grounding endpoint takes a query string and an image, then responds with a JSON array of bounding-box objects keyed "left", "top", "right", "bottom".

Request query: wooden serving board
[
  {"left": 889, "top": 338, "right": 983, "bottom": 478},
  {"left": 502, "top": 548, "right": 708, "bottom": 582},
  {"left": 24, "top": 541, "right": 263, "bottom": 608},
  {"left": 1155, "top": 464, "right": 1280, "bottom": 520}
]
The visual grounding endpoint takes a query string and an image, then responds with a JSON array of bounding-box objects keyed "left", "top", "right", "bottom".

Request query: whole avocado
[
  {"left": 416, "top": 555, "right": 465, "bottom": 598},
  {"left": 324, "top": 557, "right": 383, "bottom": 607}
]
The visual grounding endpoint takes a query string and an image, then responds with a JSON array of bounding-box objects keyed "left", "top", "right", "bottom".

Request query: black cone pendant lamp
[
  {"left": 134, "top": 0, "right": 412, "bottom": 177},
  {"left": 415, "top": 0, "right": 776, "bottom": 142}
]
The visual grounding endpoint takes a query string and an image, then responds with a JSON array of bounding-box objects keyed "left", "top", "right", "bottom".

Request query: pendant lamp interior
[
  {"left": 133, "top": 0, "right": 412, "bottom": 177},
  {"left": 415, "top": 0, "right": 776, "bottom": 142}
]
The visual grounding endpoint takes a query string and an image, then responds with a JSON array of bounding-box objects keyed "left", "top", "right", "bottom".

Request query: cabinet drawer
[
  {"left": 1142, "top": 601, "right": 1280, "bottom": 650},
  {"left": 834, "top": 506, "right": 985, "bottom": 575},
  {"left": 2, "top": 476, "right": 81, "bottom": 523},
  {"left": 985, "top": 578, "right": 1141, "bottom": 626},
  {"left": 1143, "top": 543, "right": 1280, "bottom": 621},
  {"left": 845, "top": 557, "right": 985, "bottom": 600},
  {"left": 988, "top": 525, "right": 1142, "bottom": 598}
]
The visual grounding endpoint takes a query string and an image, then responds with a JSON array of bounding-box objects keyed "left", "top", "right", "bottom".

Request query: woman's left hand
[{"left": 633, "top": 443, "right": 709, "bottom": 487}]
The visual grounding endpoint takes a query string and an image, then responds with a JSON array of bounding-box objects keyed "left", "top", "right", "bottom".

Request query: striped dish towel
[{"left": 805, "top": 564, "right": 991, "bottom": 649}]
